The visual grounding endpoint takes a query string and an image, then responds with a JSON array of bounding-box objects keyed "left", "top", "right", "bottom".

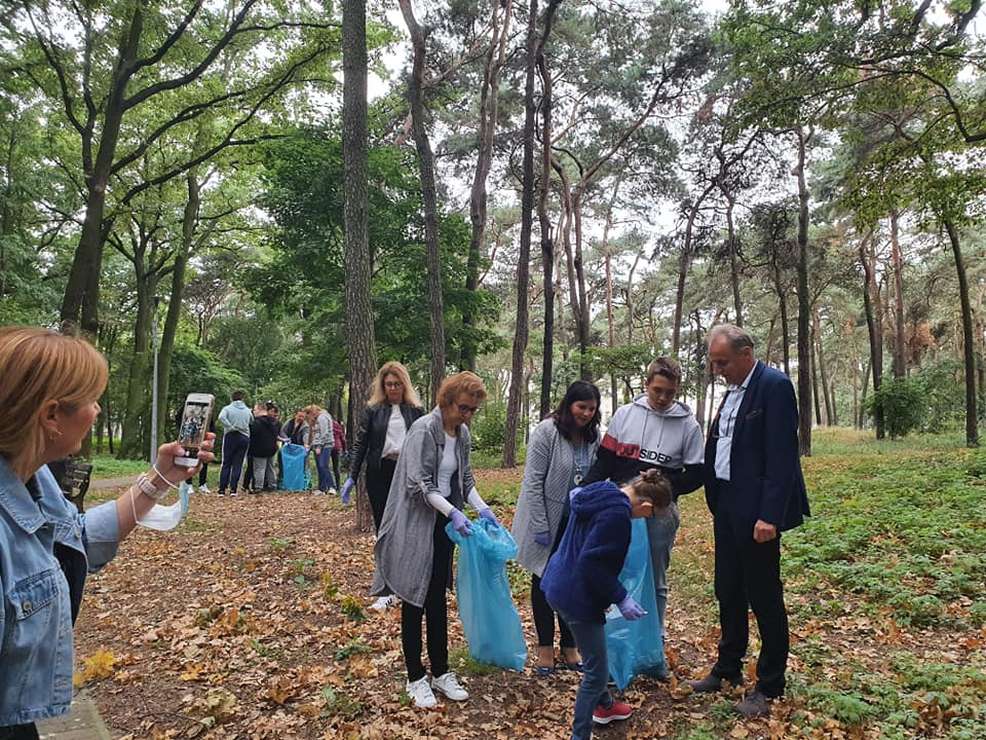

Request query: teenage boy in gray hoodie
[{"left": 583, "top": 357, "right": 704, "bottom": 670}]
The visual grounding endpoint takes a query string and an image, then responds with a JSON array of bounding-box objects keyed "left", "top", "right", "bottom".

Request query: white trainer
[
  {"left": 199, "top": 484, "right": 210, "bottom": 494},
  {"left": 313, "top": 489, "right": 325, "bottom": 496},
  {"left": 369, "top": 596, "right": 391, "bottom": 611},
  {"left": 406, "top": 676, "right": 437, "bottom": 709},
  {"left": 431, "top": 672, "right": 468, "bottom": 701}
]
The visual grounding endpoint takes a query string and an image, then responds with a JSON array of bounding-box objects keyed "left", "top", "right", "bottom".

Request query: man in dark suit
[{"left": 688, "top": 324, "right": 810, "bottom": 717}]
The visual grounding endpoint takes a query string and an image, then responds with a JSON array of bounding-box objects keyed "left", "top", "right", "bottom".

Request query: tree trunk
[
  {"left": 464, "top": 0, "right": 513, "bottom": 371},
  {"left": 814, "top": 307, "right": 833, "bottom": 425},
  {"left": 400, "top": 0, "right": 446, "bottom": 402},
  {"left": 505, "top": 0, "right": 560, "bottom": 466},
  {"left": 503, "top": 0, "right": 543, "bottom": 468},
  {"left": 343, "top": 0, "right": 378, "bottom": 529},
  {"left": 119, "top": 276, "right": 157, "bottom": 459},
  {"left": 774, "top": 265, "right": 791, "bottom": 376},
  {"left": 794, "top": 126, "right": 812, "bottom": 456},
  {"left": 859, "top": 235, "right": 885, "bottom": 439},
  {"left": 59, "top": 5, "right": 144, "bottom": 336},
  {"left": 571, "top": 190, "right": 591, "bottom": 378},
  {"left": 725, "top": 193, "right": 743, "bottom": 326},
  {"left": 810, "top": 318, "right": 823, "bottom": 426},
  {"left": 859, "top": 358, "right": 870, "bottom": 429},
  {"left": 944, "top": 219, "right": 979, "bottom": 447},
  {"left": 537, "top": 12, "right": 554, "bottom": 420},
  {"left": 671, "top": 182, "right": 716, "bottom": 355},
  {"left": 889, "top": 210, "right": 907, "bottom": 379},
  {"left": 156, "top": 169, "right": 200, "bottom": 445},
  {"left": 601, "top": 178, "right": 622, "bottom": 415}
]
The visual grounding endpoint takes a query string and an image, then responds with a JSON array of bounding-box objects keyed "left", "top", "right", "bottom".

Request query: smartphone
[{"left": 176, "top": 393, "right": 215, "bottom": 467}]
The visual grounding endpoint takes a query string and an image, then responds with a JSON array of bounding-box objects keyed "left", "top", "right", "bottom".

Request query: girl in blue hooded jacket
[{"left": 540, "top": 469, "right": 671, "bottom": 740}]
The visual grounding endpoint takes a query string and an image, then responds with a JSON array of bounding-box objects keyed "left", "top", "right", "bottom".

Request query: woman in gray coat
[
  {"left": 512, "top": 380, "right": 601, "bottom": 675},
  {"left": 371, "top": 372, "right": 500, "bottom": 710}
]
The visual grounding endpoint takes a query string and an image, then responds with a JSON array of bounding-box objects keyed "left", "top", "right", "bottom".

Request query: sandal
[
  {"left": 534, "top": 665, "right": 556, "bottom": 677},
  {"left": 558, "top": 660, "right": 584, "bottom": 673}
]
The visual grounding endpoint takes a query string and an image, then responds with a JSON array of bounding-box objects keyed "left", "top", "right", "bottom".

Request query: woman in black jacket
[{"left": 342, "top": 361, "right": 424, "bottom": 605}]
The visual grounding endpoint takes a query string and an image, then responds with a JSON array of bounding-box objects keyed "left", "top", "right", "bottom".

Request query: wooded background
[{"left": 1, "top": 0, "right": 983, "bottom": 466}]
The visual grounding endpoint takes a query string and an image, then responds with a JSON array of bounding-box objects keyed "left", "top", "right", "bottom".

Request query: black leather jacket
[{"left": 349, "top": 403, "right": 424, "bottom": 481}]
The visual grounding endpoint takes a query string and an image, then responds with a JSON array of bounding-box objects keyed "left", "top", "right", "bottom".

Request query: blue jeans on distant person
[
  {"left": 560, "top": 611, "right": 612, "bottom": 740},
  {"left": 646, "top": 501, "right": 680, "bottom": 646},
  {"left": 315, "top": 446, "right": 336, "bottom": 492}
]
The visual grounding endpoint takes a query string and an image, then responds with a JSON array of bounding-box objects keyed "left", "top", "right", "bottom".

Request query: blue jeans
[
  {"left": 646, "top": 502, "right": 680, "bottom": 642},
  {"left": 314, "top": 446, "right": 336, "bottom": 492},
  {"left": 560, "top": 612, "right": 612, "bottom": 740}
]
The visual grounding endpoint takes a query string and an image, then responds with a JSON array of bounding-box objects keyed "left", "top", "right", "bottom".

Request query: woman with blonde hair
[
  {"left": 371, "top": 371, "right": 499, "bottom": 709},
  {"left": 343, "top": 362, "right": 423, "bottom": 521},
  {"left": 0, "top": 327, "right": 214, "bottom": 738}
]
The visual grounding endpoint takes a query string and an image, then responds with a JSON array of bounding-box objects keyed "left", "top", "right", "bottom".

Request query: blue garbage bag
[
  {"left": 446, "top": 518, "right": 527, "bottom": 671},
  {"left": 604, "top": 517, "right": 665, "bottom": 689},
  {"left": 280, "top": 443, "right": 309, "bottom": 491}
]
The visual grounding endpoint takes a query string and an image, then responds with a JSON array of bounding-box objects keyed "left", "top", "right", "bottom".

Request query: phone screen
[{"left": 178, "top": 402, "right": 210, "bottom": 451}]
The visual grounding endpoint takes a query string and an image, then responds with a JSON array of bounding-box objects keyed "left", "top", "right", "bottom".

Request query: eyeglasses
[
  {"left": 457, "top": 404, "right": 480, "bottom": 415},
  {"left": 384, "top": 381, "right": 404, "bottom": 389}
]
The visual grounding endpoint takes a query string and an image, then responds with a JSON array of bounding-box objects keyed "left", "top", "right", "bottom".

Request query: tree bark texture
[
  {"left": 859, "top": 235, "right": 885, "bottom": 439},
  {"left": 537, "top": 16, "right": 555, "bottom": 419},
  {"left": 944, "top": 220, "right": 979, "bottom": 447},
  {"left": 400, "top": 0, "right": 446, "bottom": 402},
  {"left": 889, "top": 210, "right": 907, "bottom": 379},
  {"left": 343, "top": 0, "right": 378, "bottom": 529},
  {"left": 794, "top": 126, "right": 812, "bottom": 456}
]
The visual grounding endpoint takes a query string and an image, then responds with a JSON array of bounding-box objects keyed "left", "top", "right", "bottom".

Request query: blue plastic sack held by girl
[
  {"left": 445, "top": 518, "right": 527, "bottom": 671},
  {"left": 604, "top": 517, "right": 665, "bottom": 689},
  {"left": 280, "top": 443, "right": 309, "bottom": 491}
]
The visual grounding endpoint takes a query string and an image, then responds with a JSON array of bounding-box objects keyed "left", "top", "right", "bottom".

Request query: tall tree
[
  {"left": 400, "top": 0, "right": 446, "bottom": 401},
  {"left": 343, "top": 0, "right": 377, "bottom": 528}
]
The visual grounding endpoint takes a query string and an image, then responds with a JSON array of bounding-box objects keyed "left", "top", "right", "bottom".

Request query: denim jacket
[{"left": 0, "top": 456, "right": 120, "bottom": 726}]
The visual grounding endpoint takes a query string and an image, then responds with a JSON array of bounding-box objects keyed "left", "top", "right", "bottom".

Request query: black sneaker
[
  {"left": 218, "top": 490, "right": 226, "bottom": 497},
  {"left": 687, "top": 673, "right": 742, "bottom": 693}
]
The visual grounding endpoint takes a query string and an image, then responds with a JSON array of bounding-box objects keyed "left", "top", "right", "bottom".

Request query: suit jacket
[{"left": 704, "top": 361, "right": 809, "bottom": 532}]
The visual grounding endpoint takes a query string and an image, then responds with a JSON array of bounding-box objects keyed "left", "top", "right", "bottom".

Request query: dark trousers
[
  {"left": 711, "top": 492, "right": 789, "bottom": 697},
  {"left": 401, "top": 514, "right": 453, "bottom": 682},
  {"left": 243, "top": 454, "right": 254, "bottom": 490},
  {"left": 198, "top": 462, "right": 209, "bottom": 487},
  {"left": 219, "top": 431, "right": 249, "bottom": 494},
  {"left": 315, "top": 447, "right": 336, "bottom": 492},
  {"left": 0, "top": 724, "right": 39, "bottom": 739},
  {"left": 531, "top": 513, "right": 574, "bottom": 649},
  {"left": 367, "top": 458, "right": 398, "bottom": 532},
  {"left": 331, "top": 449, "right": 342, "bottom": 488},
  {"left": 561, "top": 613, "right": 613, "bottom": 740},
  {"left": 531, "top": 574, "right": 575, "bottom": 649}
]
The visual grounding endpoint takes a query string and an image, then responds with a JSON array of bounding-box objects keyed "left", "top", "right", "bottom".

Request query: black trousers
[
  {"left": 367, "top": 458, "right": 398, "bottom": 533},
  {"left": 401, "top": 514, "right": 453, "bottom": 682},
  {"left": 198, "top": 462, "right": 209, "bottom": 487},
  {"left": 711, "top": 490, "right": 789, "bottom": 697},
  {"left": 331, "top": 449, "right": 342, "bottom": 489},
  {"left": 0, "top": 724, "right": 39, "bottom": 739},
  {"left": 531, "top": 511, "right": 575, "bottom": 649},
  {"left": 218, "top": 431, "right": 249, "bottom": 494}
]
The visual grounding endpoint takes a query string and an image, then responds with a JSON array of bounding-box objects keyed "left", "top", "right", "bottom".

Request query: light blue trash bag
[
  {"left": 280, "top": 443, "right": 309, "bottom": 491},
  {"left": 445, "top": 518, "right": 527, "bottom": 671},
  {"left": 604, "top": 517, "right": 665, "bottom": 689}
]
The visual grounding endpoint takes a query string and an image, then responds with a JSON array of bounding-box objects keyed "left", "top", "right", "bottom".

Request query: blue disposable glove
[
  {"left": 478, "top": 507, "right": 500, "bottom": 528},
  {"left": 617, "top": 595, "right": 646, "bottom": 621},
  {"left": 450, "top": 509, "right": 473, "bottom": 537},
  {"left": 340, "top": 478, "right": 355, "bottom": 505},
  {"left": 534, "top": 531, "right": 551, "bottom": 547}
]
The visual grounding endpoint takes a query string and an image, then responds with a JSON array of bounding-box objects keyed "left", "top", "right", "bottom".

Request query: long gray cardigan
[
  {"left": 370, "top": 408, "right": 476, "bottom": 608},
  {"left": 511, "top": 418, "right": 599, "bottom": 577}
]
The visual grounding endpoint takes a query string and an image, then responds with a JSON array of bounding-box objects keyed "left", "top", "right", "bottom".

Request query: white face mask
[{"left": 138, "top": 481, "right": 191, "bottom": 531}]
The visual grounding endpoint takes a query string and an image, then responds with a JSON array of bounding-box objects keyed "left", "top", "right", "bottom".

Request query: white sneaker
[
  {"left": 369, "top": 596, "right": 391, "bottom": 611},
  {"left": 313, "top": 489, "right": 325, "bottom": 496},
  {"left": 431, "top": 672, "right": 468, "bottom": 701},
  {"left": 328, "top": 487, "right": 338, "bottom": 496},
  {"left": 230, "top": 490, "right": 238, "bottom": 497},
  {"left": 199, "top": 484, "right": 210, "bottom": 494},
  {"left": 406, "top": 676, "right": 437, "bottom": 709}
]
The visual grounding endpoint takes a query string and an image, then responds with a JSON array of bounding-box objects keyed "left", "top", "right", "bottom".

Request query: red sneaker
[{"left": 592, "top": 699, "right": 632, "bottom": 725}]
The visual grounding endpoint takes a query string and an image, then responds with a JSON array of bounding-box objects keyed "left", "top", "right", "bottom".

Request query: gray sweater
[
  {"left": 511, "top": 418, "right": 599, "bottom": 577},
  {"left": 370, "top": 408, "right": 477, "bottom": 608}
]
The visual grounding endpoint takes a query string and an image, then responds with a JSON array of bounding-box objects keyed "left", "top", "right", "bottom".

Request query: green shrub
[{"left": 866, "top": 377, "right": 927, "bottom": 438}]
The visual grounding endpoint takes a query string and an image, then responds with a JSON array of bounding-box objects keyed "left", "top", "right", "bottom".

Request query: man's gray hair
[{"left": 707, "top": 323, "right": 755, "bottom": 353}]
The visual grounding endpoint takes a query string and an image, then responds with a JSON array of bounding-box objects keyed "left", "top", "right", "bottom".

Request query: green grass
[{"left": 88, "top": 454, "right": 150, "bottom": 479}]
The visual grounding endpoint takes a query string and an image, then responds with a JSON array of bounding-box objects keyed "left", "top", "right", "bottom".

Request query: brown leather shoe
[
  {"left": 687, "top": 673, "right": 742, "bottom": 693},
  {"left": 735, "top": 689, "right": 771, "bottom": 718}
]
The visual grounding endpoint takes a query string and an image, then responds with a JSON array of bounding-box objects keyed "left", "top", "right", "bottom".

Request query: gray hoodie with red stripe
[{"left": 583, "top": 395, "right": 705, "bottom": 499}]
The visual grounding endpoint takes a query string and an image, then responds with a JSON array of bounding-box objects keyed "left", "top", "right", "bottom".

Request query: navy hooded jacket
[{"left": 540, "top": 480, "right": 631, "bottom": 624}]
